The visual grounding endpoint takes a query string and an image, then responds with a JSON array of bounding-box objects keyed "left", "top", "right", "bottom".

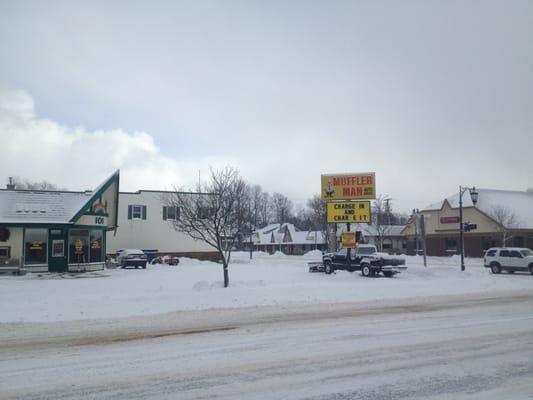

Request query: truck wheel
[
  {"left": 361, "top": 264, "right": 373, "bottom": 277},
  {"left": 383, "top": 271, "right": 393, "bottom": 278},
  {"left": 490, "top": 262, "right": 501, "bottom": 274},
  {"left": 324, "top": 262, "right": 334, "bottom": 275}
]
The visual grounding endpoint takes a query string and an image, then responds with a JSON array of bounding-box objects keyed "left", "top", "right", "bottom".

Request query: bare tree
[
  {"left": 306, "top": 194, "right": 328, "bottom": 247},
  {"left": 488, "top": 204, "right": 519, "bottom": 246},
  {"left": 258, "top": 192, "right": 271, "bottom": 226},
  {"left": 271, "top": 192, "right": 293, "bottom": 223},
  {"left": 372, "top": 194, "right": 393, "bottom": 251},
  {"left": 166, "top": 167, "right": 247, "bottom": 288},
  {"left": 7, "top": 176, "right": 62, "bottom": 190}
]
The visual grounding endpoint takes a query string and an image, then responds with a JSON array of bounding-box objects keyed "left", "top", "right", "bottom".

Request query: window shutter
[
  {"left": 142, "top": 205, "right": 147, "bottom": 220},
  {"left": 162, "top": 206, "right": 167, "bottom": 220},
  {"left": 128, "top": 205, "right": 132, "bottom": 220}
]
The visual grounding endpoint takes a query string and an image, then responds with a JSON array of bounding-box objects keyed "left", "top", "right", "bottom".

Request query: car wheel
[
  {"left": 383, "top": 271, "right": 393, "bottom": 278},
  {"left": 142, "top": 265, "right": 146, "bottom": 269},
  {"left": 361, "top": 264, "right": 373, "bottom": 277},
  {"left": 490, "top": 262, "right": 501, "bottom": 274},
  {"left": 508, "top": 270, "right": 515, "bottom": 274},
  {"left": 529, "top": 265, "right": 533, "bottom": 275},
  {"left": 324, "top": 262, "right": 334, "bottom": 275}
]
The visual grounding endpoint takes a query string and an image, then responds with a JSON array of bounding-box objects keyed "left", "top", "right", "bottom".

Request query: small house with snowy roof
[
  {"left": 0, "top": 171, "right": 120, "bottom": 273},
  {"left": 249, "top": 223, "right": 326, "bottom": 255}
]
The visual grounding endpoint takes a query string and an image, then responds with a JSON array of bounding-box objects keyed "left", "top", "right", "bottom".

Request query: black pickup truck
[{"left": 312, "top": 244, "right": 407, "bottom": 277}]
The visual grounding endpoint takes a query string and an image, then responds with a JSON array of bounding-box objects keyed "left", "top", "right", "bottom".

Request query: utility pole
[{"left": 413, "top": 209, "right": 419, "bottom": 256}]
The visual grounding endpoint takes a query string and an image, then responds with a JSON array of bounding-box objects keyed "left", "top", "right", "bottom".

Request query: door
[
  {"left": 48, "top": 228, "right": 67, "bottom": 272},
  {"left": 331, "top": 248, "right": 347, "bottom": 268},
  {"left": 509, "top": 250, "right": 527, "bottom": 271}
]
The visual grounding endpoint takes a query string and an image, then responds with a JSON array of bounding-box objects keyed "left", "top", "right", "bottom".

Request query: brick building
[{"left": 402, "top": 189, "right": 533, "bottom": 257}]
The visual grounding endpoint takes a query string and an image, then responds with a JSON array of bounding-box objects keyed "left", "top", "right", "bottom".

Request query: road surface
[{"left": 1, "top": 292, "right": 533, "bottom": 399}]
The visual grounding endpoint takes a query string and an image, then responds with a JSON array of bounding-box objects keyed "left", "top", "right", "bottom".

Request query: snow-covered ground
[{"left": 1, "top": 251, "right": 532, "bottom": 323}]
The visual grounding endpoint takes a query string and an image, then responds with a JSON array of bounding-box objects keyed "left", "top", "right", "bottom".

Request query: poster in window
[{"left": 52, "top": 240, "right": 64, "bottom": 257}]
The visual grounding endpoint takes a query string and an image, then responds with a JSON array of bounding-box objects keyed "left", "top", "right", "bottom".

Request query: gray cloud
[{"left": 0, "top": 0, "right": 531, "bottom": 211}]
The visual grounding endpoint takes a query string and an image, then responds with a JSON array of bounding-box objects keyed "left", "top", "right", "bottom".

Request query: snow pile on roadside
[{"left": 0, "top": 254, "right": 531, "bottom": 323}]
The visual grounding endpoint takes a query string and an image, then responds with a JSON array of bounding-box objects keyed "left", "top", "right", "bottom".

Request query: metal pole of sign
[{"left": 346, "top": 222, "right": 351, "bottom": 269}]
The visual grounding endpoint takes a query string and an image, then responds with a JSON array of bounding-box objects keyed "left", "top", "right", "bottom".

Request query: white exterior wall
[{"left": 106, "top": 191, "right": 215, "bottom": 254}]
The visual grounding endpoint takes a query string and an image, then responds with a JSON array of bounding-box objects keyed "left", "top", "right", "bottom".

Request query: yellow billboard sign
[
  {"left": 321, "top": 172, "right": 376, "bottom": 200},
  {"left": 327, "top": 201, "right": 371, "bottom": 223}
]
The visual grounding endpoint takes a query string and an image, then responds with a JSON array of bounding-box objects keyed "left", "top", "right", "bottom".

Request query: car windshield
[
  {"left": 357, "top": 247, "right": 375, "bottom": 255},
  {"left": 520, "top": 249, "right": 533, "bottom": 257}
]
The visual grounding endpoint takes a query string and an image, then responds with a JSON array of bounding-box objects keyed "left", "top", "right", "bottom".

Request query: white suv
[{"left": 484, "top": 247, "right": 533, "bottom": 274}]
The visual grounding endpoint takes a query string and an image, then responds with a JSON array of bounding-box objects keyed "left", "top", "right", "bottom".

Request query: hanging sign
[
  {"left": 341, "top": 232, "right": 357, "bottom": 248},
  {"left": 30, "top": 241, "right": 44, "bottom": 250},
  {"left": 321, "top": 172, "right": 376, "bottom": 201},
  {"left": 327, "top": 201, "right": 371, "bottom": 223}
]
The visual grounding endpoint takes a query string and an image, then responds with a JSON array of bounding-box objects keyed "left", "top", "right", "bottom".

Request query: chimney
[{"left": 6, "top": 177, "right": 16, "bottom": 190}]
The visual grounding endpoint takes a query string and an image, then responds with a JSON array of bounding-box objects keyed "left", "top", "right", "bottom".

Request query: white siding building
[{"left": 106, "top": 191, "right": 218, "bottom": 261}]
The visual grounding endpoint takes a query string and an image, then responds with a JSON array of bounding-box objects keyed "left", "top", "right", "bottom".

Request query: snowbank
[{"left": 0, "top": 254, "right": 531, "bottom": 323}]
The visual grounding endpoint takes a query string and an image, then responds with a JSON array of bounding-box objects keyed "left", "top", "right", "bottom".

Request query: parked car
[
  {"left": 310, "top": 244, "right": 407, "bottom": 277},
  {"left": 116, "top": 249, "right": 148, "bottom": 269},
  {"left": 484, "top": 247, "right": 533, "bottom": 274},
  {"left": 150, "top": 255, "right": 180, "bottom": 266}
]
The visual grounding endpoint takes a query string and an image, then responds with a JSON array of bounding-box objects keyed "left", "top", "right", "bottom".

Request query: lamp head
[{"left": 469, "top": 187, "right": 479, "bottom": 205}]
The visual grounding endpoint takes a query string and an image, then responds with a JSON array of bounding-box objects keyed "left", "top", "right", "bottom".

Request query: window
[
  {"left": 69, "top": 229, "right": 89, "bottom": 264},
  {"left": 499, "top": 250, "right": 509, "bottom": 257},
  {"left": 132, "top": 206, "right": 142, "bottom": 219},
  {"left": 162, "top": 206, "right": 179, "bottom": 221},
  {"left": 382, "top": 239, "right": 393, "bottom": 250},
  {"left": 52, "top": 240, "right": 64, "bottom": 257},
  {"left": 445, "top": 238, "right": 457, "bottom": 251},
  {"left": 513, "top": 237, "right": 524, "bottom": 247},
  {"left": 520, "top": 249, "right": 533, "bottom": 257},
  {"left": 0, "top": 246, "right": 10, "bottom": 259},
  {"left": 197, "top": 207, "right": 214, "bottom": 219},
  {"left": 24, "top": 228, "right": 48, "bottom": 265},
  {"left": 509, "top": 250, "right": 522, "bottom": 258},
  {"left": 128, "top": 205, "right": 146, "bottom": 220},
  {"left": 69, "top": 229, "right": 104, "bottom": 264},
  {"left": 90, "top": 230, "right": 103, "bottom": 263},
  {"left": 357, "top": 247, "right": 375, "bottom": 255},
  {"left": 486, "top": 250, "right": 497, "bottom": 257}
]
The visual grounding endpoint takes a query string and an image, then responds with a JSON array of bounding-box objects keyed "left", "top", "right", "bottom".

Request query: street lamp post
[{"left": 459, "top": 186, "right": 478, "bottom": 271}]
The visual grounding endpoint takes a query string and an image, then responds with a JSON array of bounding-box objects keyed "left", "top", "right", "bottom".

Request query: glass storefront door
[{"left": 48, "top": 228, "right": 67, "bottom": 272}]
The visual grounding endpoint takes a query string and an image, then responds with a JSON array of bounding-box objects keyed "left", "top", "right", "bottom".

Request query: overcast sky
[{"left": 0, "top": 0, "right": 531, "bottom": 212}]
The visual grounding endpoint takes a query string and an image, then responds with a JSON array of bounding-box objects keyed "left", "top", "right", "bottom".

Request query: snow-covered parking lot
[{"left": 1, "top": 251, "right": 532, "bottom": 323}]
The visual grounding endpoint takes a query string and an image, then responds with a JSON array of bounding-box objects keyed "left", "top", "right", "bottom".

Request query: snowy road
[{"left": 2, "top": 292, "right": 533, "bottom": 399}]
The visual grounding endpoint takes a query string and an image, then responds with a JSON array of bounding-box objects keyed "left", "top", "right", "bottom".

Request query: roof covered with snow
[
  {"left": 0, "top": 170, "right": 120, "bottom": 225},
  {"left": 423, "top": 189, "right": 533, "bottom": 229},
  {"left": 252, "top": 223, "right": 326, "bottom": 245},
  {"left": 336, "top": 223, "right": 405, "bottom": 237},
  {"left": 0, "top": 189, "right": 92, "bottom": 224}
]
